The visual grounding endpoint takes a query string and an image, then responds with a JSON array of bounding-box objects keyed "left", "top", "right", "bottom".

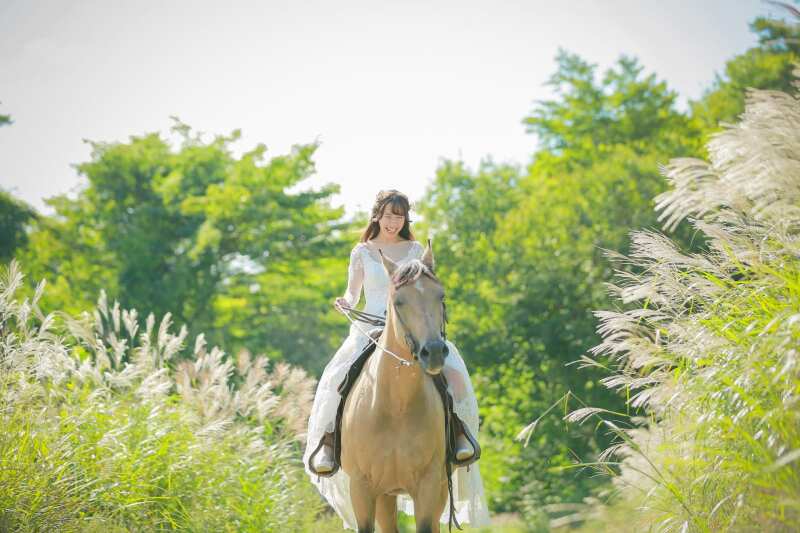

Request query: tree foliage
[
  {"left": 692, "top": 15, "right": 800, "bottom": 133},
  {"left": 0, "top": 105, "right": 11, "bottom": 127},
  {"left": 0, "top": 111, "right": 37, "bottom": 264},
  {"left": 417, "top": 51, "right": 703, "bottom": 517},
  {"left": 0, "top": 190, "right": 36, "bottom": 264},
  {"left": 17, "top": 120, "right": 353, "bottom": 373},
  {"left": 417, "top": 14, "right": 800, "bottom": 522}
]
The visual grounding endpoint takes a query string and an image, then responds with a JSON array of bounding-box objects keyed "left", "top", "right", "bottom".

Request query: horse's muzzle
[{"left": 419, "top": 339, "right": 449, "bottom": 374}]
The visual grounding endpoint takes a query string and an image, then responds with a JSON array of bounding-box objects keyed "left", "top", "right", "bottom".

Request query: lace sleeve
[
  {"left": 412, "top": 240, "right": 425, "bottom": 259},
  {"left": 343, "top": 244, "right": 364, "bottom": 307}
]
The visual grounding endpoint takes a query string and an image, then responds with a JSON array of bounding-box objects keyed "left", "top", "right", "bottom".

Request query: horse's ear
[
  {"left": 379, "top": 249, "right": 398, "bottom": 276},
  {"left": 421, "top": 238, "right": 435, "bottom": 271}
]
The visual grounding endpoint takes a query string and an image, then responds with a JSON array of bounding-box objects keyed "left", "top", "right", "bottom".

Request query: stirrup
[
  {"left": 307, "top": 432, "right": 339, "bottom": 477},
  {"left": 314, "top": 444, "right": 335, "bottom": 472},
  {"left": 451, "top": 416, "right": 481, "bottom": 468}
]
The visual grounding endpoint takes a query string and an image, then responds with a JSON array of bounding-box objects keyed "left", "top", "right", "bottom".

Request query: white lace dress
[{"left": 303, "top": 239, "right": 490, "bottom": 530}]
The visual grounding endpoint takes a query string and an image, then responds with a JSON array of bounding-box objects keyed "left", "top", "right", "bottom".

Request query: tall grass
[
  {"left": 0, "top": 261, "right": 324, "bottom": 532},
  {"left": 539, "top": 80, "right": 800, "bottom": 531}
]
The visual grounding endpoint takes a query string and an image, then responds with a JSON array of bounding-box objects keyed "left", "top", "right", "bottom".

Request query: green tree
[
  {"left": 490, "top": 14, "right": 800, "bottom": 524},
  {"left": 0, "top": 110, "right": 39, "bottom": 264},
  {"left": 0, "top": 190, "right": 37, "bottom": 263},
  {"left": 418, "top": 51, "right": 703, "bottom": 520},
  {"left": 0, "top": 104, "right": 11, "bottom": 127},
  {"left": 692, "top": 15, "right": 800, "bottom": 133},
  {"left": 20, "top": 120, "right": 351, "bottom": 371},
  {"left": 509, "top": 54, "right": 699, "bottom": 518}
]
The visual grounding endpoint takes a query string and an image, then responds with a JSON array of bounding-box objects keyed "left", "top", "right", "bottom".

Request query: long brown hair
[{"left": 359, "top": 189, "right": 415, "bottom": 243}]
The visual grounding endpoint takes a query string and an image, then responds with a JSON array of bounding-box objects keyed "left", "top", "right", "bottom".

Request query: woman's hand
[{"left": 333, "top": 297, "right": 350, "bottom": 314}]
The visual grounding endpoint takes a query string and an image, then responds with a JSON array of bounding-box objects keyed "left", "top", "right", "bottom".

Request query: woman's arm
[{"left": 335, "top": 244, "right": 364, "bottom": 311}]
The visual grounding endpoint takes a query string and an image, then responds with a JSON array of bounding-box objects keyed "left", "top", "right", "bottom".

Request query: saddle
[{"left": 306, "top": 328, "right": 481, "bottom": 478}]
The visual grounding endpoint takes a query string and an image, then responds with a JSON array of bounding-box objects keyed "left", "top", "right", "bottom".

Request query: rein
[
  {"left": 337, "top": 295, "right": 449, "bottom": 368},
  {"left": 338, "top": 303, "right": 416, "bottom": 367}
]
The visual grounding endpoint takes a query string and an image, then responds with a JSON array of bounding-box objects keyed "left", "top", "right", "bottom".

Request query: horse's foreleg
[
  {"left": 412, "top": 470, "right": 448, "bottom": 533},
  {"left": 375, "top": 493, "right": 398, "bottom": 533},
  {"left": 350, "top": 477, "right": 377, "bottom": 533}
]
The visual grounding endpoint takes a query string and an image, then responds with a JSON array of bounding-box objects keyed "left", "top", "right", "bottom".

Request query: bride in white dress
[{"left": 303, "top": 189, "right": 490, "bottom": 530}]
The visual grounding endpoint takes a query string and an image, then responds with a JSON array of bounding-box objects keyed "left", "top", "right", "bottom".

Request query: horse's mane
[{"left": 391, "top": 258, "right": 439, "bottom": 289}]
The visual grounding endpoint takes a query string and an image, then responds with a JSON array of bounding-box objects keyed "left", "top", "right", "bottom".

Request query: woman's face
[{"left": 378, "top": 205, "right": 406, "bottom": 238}]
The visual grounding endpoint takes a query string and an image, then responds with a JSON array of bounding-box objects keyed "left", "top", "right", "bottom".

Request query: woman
[{"left": 303, "top": 189, "right": 490, "bottom": 529}]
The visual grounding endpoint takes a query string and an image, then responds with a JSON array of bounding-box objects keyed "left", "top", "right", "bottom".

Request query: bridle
[{"left": 338, "top": 287, "right": 448, "bottom": 369}]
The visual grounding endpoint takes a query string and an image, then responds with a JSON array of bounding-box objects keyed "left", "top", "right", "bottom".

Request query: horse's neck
[{"left": 370, "top": 312, "right": 425, "bottom": 410}]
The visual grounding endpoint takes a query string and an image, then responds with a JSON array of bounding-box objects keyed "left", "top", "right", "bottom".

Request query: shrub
[{"left": 0, "top": 261, "right": 323, "bottom": 532}]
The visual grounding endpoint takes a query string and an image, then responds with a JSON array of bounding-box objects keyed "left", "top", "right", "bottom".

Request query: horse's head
[{"left": 380, "top": 239, "right": 448, "bottom": 375}]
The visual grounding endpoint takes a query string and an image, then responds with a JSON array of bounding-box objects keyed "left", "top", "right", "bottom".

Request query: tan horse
[{"left": 340, "top": 242, "right": 451, "bottom": 533}]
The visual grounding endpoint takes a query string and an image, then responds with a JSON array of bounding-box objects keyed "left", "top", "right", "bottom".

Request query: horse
[{"left": 340, "top": 241, "right": 451, "bottom": 533}]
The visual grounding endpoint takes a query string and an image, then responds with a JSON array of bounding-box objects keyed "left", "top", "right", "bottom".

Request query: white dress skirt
[{"left": 303, "top": 240, "right": 490, "bottom": 529}]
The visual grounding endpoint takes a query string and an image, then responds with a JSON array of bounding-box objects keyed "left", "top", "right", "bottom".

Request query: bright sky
[{"left": 0, "top": 0, "right": 774, "bottom": 218}]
